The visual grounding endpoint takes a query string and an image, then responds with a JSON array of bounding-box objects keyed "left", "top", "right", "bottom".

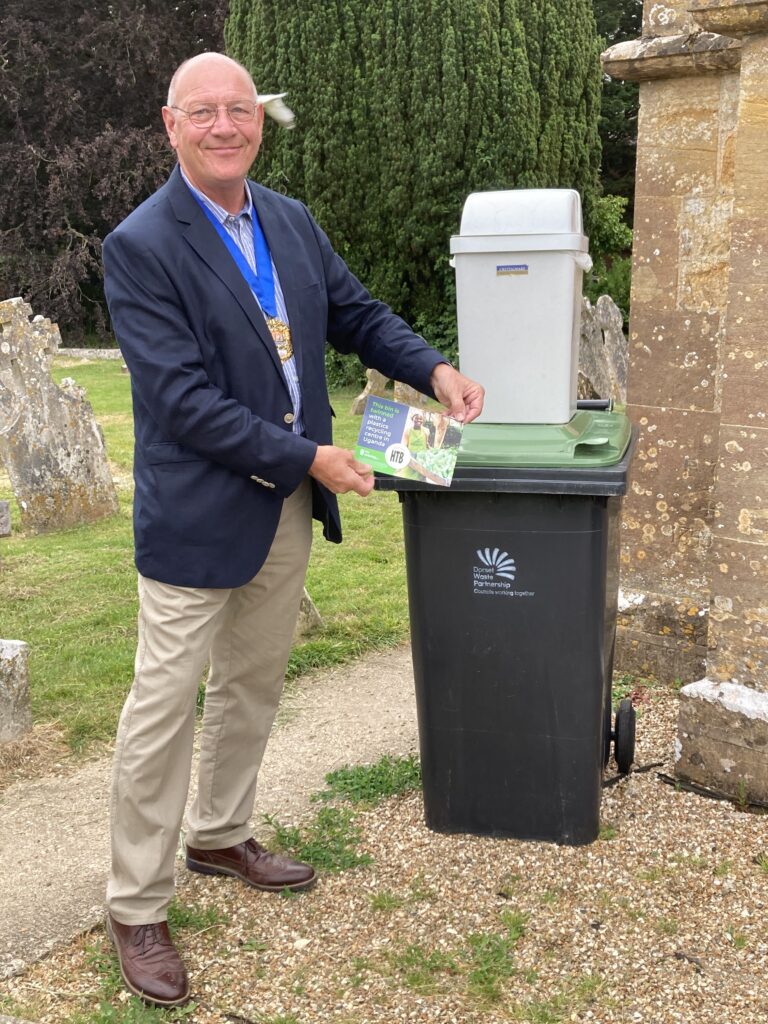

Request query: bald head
[
  {"left": 162, "top": 51, "right": 265, "bottom": 213},
  {"left": 167, "top": 52, "right": 257, "bottom": 107}
]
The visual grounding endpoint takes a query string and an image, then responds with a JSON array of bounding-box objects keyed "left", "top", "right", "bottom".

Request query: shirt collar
[{"left": 179, "top": 166, "right": 253, "bottom": 223}]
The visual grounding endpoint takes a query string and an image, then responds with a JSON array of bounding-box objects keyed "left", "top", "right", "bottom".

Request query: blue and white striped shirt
[{"left": 180, "top": 169, "right": 305, "bottom": 434}]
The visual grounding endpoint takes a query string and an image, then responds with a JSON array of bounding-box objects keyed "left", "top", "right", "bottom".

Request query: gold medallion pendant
[{"left": 265, "top": 317, "right": 293, "bottom": 363}]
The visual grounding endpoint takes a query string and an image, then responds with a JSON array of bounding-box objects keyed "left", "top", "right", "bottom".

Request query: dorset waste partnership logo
[{"left": 476, "top": 548, "right": 516, "bottom": 580}]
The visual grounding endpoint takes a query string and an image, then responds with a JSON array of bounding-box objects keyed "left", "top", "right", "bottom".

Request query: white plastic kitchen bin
[{"left": 450, "top": 189, "right": 591, "bottom": 424}]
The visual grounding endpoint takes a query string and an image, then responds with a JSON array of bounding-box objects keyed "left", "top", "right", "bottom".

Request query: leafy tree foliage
[
  {"left": 226, "top": 0, "right": 603, "bottom": 366},
  {"left": 593, "top": 0, "right": 642, "bottom": 212},
  {"left": 0, "top": 1, "right": 227, "bottom": 341}
]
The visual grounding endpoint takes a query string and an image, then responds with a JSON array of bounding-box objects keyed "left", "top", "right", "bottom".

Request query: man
[{"left": 102, "top": 51, "right": 484, "bottom": 1008}]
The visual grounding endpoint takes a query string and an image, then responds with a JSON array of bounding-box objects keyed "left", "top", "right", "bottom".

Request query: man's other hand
[
  {"left": 308, "top": 445, "right": 375, "bottom": 496},
  {"left": 430, "top": 363, "right": 485, "bottom": 424}
]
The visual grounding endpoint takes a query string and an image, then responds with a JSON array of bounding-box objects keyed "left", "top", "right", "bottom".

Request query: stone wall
[
  {"left": 603, "top": 0, "right": 768, "bottom": 803},
  {"left": 616, "top": 67, "right": 739, "bottom": 680},
  {"left": 603, "top": 3, "right": 744, "bottom": 682}
]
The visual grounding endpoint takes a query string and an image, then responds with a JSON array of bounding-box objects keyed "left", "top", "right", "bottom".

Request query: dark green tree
[
  {"left": 226, "top": 0, "right": 603, "bottom": 369},
  {"left": 593, "top": 0, "right": 642, "bottom": 212}
]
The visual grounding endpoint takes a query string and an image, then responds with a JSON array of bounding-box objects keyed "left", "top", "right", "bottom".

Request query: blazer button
[{"left": 283, "top": 412, "right": 295, "bottom": 425}]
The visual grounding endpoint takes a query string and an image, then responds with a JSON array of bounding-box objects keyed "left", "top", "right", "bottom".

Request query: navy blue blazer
[{"left": 103, "top": 166, "right": 445, "bottom": 588}]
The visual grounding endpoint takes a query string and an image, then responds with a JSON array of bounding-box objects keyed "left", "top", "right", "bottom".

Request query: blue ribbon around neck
[{"left": 192, "top": 192, "right": 277, "bottom": 318}]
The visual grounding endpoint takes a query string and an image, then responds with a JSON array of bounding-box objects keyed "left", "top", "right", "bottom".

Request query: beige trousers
[{"left": 107, "top": 480, "right": 313, "bottom": 924}]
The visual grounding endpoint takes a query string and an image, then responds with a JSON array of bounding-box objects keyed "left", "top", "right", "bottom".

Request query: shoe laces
[
  {"left": 131, "top": 923, "right": 173, "bottom": 955},
  {"left": 244, "top": 837, "right": 268, "bottom": 866}
]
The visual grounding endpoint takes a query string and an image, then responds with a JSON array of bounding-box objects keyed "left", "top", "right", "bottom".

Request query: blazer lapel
[{"left": 166, "top": 169, "right": 286, "bottom": 382}]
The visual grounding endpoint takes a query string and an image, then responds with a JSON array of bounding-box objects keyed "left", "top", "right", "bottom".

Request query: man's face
[
  {"left": 162, "top": 57, "right": 264, "bottom": 202},
  {"left": 413, "top": 416, "right": 423, "bottom": 428}
]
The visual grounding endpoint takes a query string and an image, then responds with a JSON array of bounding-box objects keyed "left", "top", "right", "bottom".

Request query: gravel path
[{"left": 2, "top": 674, "right": 767, "bottom": 1023}]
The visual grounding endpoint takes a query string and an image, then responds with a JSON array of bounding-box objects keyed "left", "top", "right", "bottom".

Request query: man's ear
[{"left": 161, "top": 106, "right": 179, "bottom": 150}]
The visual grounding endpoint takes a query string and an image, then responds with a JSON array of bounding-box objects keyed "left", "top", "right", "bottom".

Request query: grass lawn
[{"left": 0, "top": 359, "right": 409, "bottom": 752}]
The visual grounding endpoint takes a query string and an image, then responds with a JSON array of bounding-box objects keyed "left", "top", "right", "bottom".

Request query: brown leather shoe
[
  {"left": 186, "top": 837, "right": 316, "bottom": 892},
  {"left": 106, "top": 915, "right": 190, "bottom": 1007}
]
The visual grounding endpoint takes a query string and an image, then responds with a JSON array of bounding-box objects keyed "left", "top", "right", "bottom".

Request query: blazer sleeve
[{"left": 103, "top": 226, "right": 317, "bottom": 497}]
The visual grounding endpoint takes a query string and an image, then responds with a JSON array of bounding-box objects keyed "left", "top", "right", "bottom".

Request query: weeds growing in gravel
[
  {"left": 607, "top": 894, "right": 645, "bottom": 921},
  {"left": 728, "top": 928, "right": 748, "bottom": 950},
  {"left": 263, "top": 806, "right": 372, "bottom": 873},
  {"left": 389, "top": 942, "right": 459, "bottom": 994},
  {"left": 539, "top": 887, "right": 562, "bottom": 906},
  {"left": 238, "top": 937, "right": 269, "bottom": 953},
  {"left": 385, "top": 908, "right": 528, "bottom": 1004},
  {"left": 496, "top": 872, "right": 522, "bottom": 899},
  {"left": 166, "top": 900, "right": 228, "bottom": 935},
  {"left": 407, "top": 871, "right": 437, "bottom": 902},
  {"left": 611, "top": 673, "right": 635, "bottom": 702},
  {"left": 313, "top": 754, "right": 422, "bottom": 805},
  {"left": 653, "top": 916, "right": 679, "bottom": 936},
  {"left": 369, "top": 889, "right": 406, "bottom": 911},
  {"left": 254, "top": 1015, "right": 301, "bottom": 1024},
  {"left": 261, "top": 758, "right": 424, "bottom": 882},
  {"left": 464, "top": 910, "right": 527, "bottom": 1002},
  {"left": 368, "top": 874, "right": 437, "bottom": 912},
  {"left": 516, "top": 973, "right": 607, "bottom": 1022},
  {"left": 637, "top": 864, "right": 666, "bottom": 882}
]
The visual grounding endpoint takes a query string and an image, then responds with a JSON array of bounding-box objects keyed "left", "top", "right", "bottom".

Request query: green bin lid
[{"left": 457, "top": 410, "right": 632, "bottom": 469}]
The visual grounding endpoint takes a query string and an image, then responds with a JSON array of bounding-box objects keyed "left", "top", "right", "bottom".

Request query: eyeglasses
[{"left": 171, "top": 101, "right": 258, "bottom": 128}]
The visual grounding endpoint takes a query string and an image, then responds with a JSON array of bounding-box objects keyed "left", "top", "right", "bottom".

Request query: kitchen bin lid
[{"left": 458, "top": 189, "right": 584, "bottom": 237}]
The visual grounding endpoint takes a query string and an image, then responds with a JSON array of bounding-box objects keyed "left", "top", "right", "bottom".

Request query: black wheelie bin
[{"left": 376, "top": 410, "right": 636, "bottom": 845}]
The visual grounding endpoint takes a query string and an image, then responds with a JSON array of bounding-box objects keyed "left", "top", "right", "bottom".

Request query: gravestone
[
  {"left": 0, "top": 640, "right": 31, "bottom": 742},
  {"left": 351, "top": 370, "right": 428, "bottom": 415},
  {"left": 0, "top": 501, "right": 9, "bottom": 537},
  {"left": 294, "top": 588, "right": 322, "bottom": 640},
  {"left": 578, "top": 296, "right": 628, "bottom": 403},
  {"left": 0, "top": 298, "right": 118, "bottom": 534}
]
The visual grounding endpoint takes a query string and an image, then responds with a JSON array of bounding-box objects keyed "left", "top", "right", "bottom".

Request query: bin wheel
[{"left": 614, "top": 698, "right": 636, "bottom": 775}]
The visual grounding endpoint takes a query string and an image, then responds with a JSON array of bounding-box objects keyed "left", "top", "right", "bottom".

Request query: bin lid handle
[
  {"left": 572, "top": 252, "right": 593, "bottom": 272},
  {"left": 573, "top": 436, "right": 619, "bottom": 457}
]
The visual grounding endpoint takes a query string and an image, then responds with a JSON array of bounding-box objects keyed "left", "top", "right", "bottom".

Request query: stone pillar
[
  {"left": 689, "top": 2, "right": 768, "bottom": 687},
  {"left": 0, "top": 640, "right": 32, "bottom": 742},
  {"left": 604, "top": 0, "right": 768, "bottom": 802},
  {"left": 676, "top": 1, "right": 768, "bottom": 804},
  {"left": 603, "top": 6, "right": 741, "bottom": 682}
]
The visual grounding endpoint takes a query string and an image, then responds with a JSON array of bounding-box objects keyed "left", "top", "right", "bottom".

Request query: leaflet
[{"left": 355, "top": 395, "right": 464, "bottom": 487}]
